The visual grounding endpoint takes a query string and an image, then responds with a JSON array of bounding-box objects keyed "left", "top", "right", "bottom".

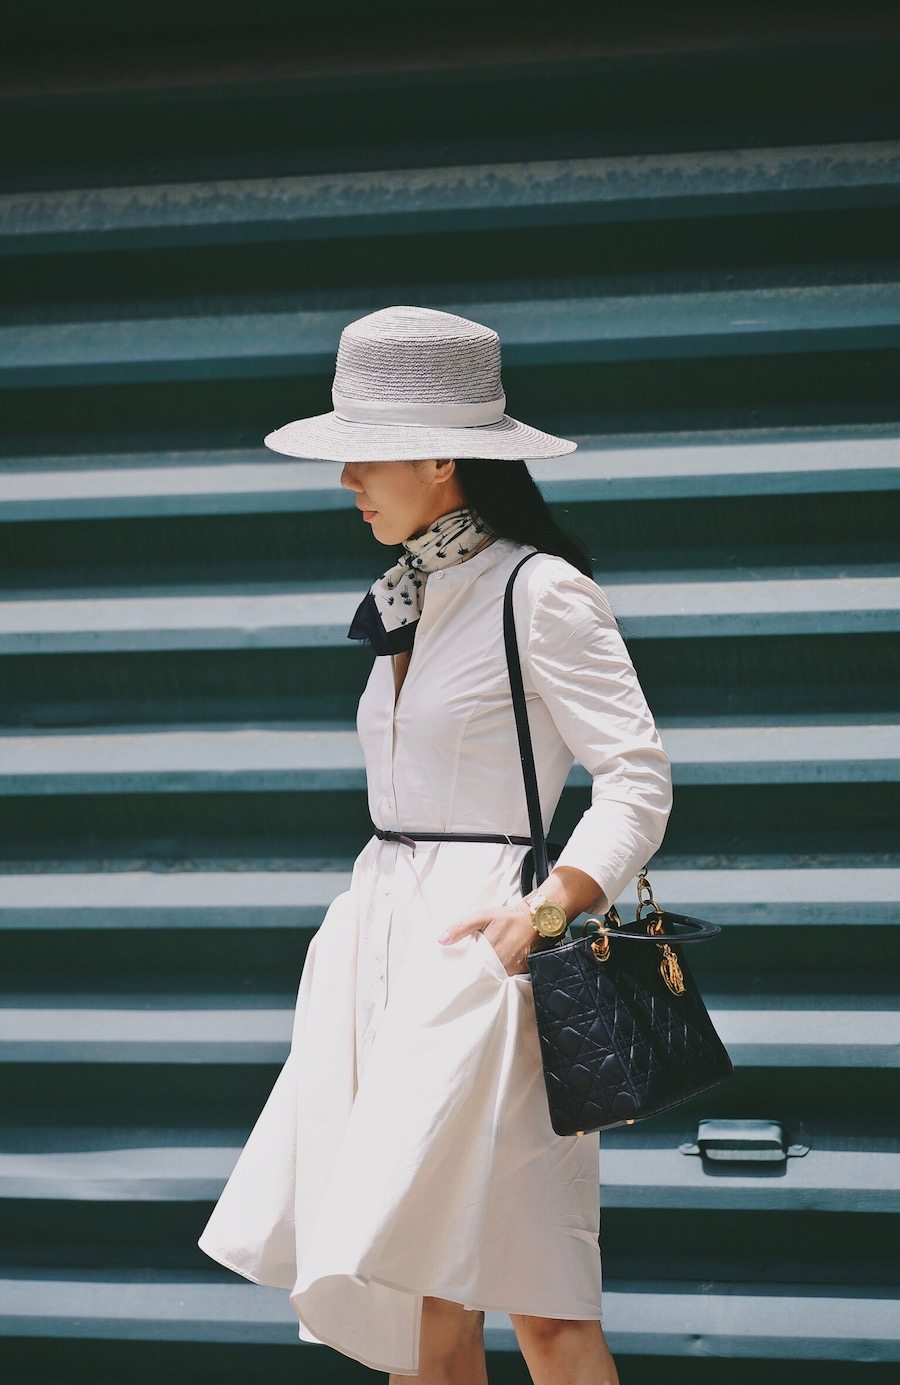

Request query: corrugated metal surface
[{"left": 1, "top": 6, "right": 898, "bottom": 1382}]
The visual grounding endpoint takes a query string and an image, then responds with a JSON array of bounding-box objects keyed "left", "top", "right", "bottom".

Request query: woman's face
[{"left": 340, "top": 458, "right": 466, "bottom": 545}]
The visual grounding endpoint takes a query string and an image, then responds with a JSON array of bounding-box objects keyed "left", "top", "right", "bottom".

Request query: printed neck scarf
[{"left": 347, "top": 506, "right": 498, "bottom": 654}]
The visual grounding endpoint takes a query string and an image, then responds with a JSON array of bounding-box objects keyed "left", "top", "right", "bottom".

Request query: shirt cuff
[{"left": 551, "top": 798, "right": 671, "bottom": 917}]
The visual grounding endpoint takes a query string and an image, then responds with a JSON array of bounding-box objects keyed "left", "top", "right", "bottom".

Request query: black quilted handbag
[{"left": 503, "top": 552, "right": 734, "bottom": 1136}]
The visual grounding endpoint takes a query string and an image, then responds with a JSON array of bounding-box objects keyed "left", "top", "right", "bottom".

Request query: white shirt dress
[{"left": 197, "top": 536, "right": 673, "bottom": 1376}]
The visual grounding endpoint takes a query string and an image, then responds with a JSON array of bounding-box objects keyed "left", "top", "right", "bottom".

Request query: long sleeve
[{"left": 523, "top": 562, "right": 673, "bottom": 914}]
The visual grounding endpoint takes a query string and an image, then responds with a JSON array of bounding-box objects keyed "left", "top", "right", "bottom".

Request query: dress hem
[
  {"left": 296, "top": 1309, "right": 422, "bottom": 1377},
  {"left": 292, "top": 1267, "right": 604, "bottom": 1378},
  {"left": 198, "top": 1236, "right": 603, "bottom": 1376},
  {"left": 357, "top": 1266, "right": 603, "bottom": 1321},
  {"left": 196, "top": 1236, "right": 292, "bottom": 1291}
]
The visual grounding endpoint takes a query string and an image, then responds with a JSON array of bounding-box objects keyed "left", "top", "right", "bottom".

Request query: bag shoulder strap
[{"left": 503, "top": 551, "right": 550, "bottom": 885}]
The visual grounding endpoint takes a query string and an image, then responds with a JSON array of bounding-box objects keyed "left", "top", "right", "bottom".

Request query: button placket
[
  {"left": 387, "top": 570, "right": 445, "bottom": 811},
  {"left": 372, "top": 579, "right": 442, "bottom": 1054},
  {"left": 358, "top": 543, "right": 509, "bottom": 1083},
  {"left": 357, "top": 835, "right": 396, "bottom": 1078}
]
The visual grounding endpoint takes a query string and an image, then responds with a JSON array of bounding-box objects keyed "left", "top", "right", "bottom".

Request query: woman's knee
[
  {"left": 511, "top": 1315, "right": 618, "bottom": 1385},
  {"left": 420, "top": 1296, "right": 485, "bottom": 1360},
  {"left": 510, "top": 1312, "right": 604, "bottom": 1352}
]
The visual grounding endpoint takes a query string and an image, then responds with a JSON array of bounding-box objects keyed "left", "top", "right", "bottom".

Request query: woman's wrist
[
  {"left": 515, "top": 900, "right": 552, "bottom": 955},
  {"left": 523, "top": 866, "right": 608, "bottom": 925}
]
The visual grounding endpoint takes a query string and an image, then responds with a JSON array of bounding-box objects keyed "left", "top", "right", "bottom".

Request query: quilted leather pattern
[{"left": 527, "top": 911, "right": 734, "bottom": 1136}]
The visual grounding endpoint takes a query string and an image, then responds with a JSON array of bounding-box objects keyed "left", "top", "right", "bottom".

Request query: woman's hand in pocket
[{"left": 437, "top": 902, "right": 539, "bottom": 976}]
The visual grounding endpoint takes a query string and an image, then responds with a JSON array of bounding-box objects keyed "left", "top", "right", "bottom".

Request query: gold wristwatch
[{"left": 524, "top": 889, "right": 569, "bottom": 939}]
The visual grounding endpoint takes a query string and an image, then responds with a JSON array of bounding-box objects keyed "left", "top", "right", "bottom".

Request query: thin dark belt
[
  {"left": 374, "top": 826, "right": 534, "bottom": 852},
  {"left": 373, "top": 825, "right": 566, "bottom": 894}
]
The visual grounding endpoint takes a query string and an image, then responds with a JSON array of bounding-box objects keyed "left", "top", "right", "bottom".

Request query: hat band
[{"left": 332, "top": 387, "right": 506, "bottom": 428}]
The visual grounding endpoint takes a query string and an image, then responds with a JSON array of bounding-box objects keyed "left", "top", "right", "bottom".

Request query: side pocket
[{"left": 472, "top": 928, "right": 521, "bottom": 984}]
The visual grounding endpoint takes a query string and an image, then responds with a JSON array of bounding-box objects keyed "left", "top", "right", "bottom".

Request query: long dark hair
[
  {"left": 447, "top": 458, "right": 594, "bottom": 579},
  {"left": 407, "top": 462, "right": 623, "bottom": 639},
  {"left": 407, "top": 457, "right": 625, "bottom": 637}
]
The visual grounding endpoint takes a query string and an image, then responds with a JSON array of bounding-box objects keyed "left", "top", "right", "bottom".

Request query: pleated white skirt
[{"left": 197, "top": 838, "right": 603, "bottom": 1375}]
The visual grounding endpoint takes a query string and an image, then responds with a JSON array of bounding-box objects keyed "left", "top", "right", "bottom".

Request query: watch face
[{"left": 534, "top": 901, "right": 568, "bottom": 937}]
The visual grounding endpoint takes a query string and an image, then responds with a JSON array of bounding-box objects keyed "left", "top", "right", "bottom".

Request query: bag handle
[{"left": 585, "top": 910, "right": 722, "bottom": 943}]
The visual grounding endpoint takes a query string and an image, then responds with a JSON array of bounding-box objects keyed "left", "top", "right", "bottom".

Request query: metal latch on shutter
[{"left": 679, "top": 1118, "right": 809, "bottom": 1162}]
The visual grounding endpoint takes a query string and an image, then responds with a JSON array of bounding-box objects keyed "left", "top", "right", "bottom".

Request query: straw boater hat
[{"left": 263, "top": 304, "right": 577, "bottom": 462}]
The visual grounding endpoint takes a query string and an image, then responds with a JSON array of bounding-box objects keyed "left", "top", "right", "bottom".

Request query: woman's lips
[{"left": 361, "top": 509, "right": 377, "bottom": 520}]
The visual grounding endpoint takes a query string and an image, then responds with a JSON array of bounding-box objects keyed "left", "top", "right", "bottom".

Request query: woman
[{"left": 197, "top": 306, "right": 673, "bottom": 1383}]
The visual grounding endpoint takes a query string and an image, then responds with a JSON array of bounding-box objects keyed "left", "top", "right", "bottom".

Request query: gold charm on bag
[
  {"left": 657, "top": 943, "right": 686, "bottom": 995},
  {"left": 582, "top": 872, "right": 685, "bottom": 995},
  {"left": 583, "top": 904, "right": 622, "bottom": 960},
  {"left": 637, "top": 869, "right": 686, "bottom": 996}
]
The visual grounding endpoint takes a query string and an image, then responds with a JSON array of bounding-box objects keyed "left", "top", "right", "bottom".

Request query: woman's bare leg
[
  {"left": 389, "top": 1295, "right": 487, "bottom": 1385},
  {"left": 509, "top": 1313, "right": 620, "bottom": 1385}
]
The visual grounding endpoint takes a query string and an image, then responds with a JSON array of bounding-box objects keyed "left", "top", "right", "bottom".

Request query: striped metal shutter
[{"left": 1, "top": 7, "right": 898, "bottom": 1380}]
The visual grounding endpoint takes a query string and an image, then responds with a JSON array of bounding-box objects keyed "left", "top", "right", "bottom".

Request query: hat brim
[{"left": 263, "top": 410, "right": 577, "bottom": 461}]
